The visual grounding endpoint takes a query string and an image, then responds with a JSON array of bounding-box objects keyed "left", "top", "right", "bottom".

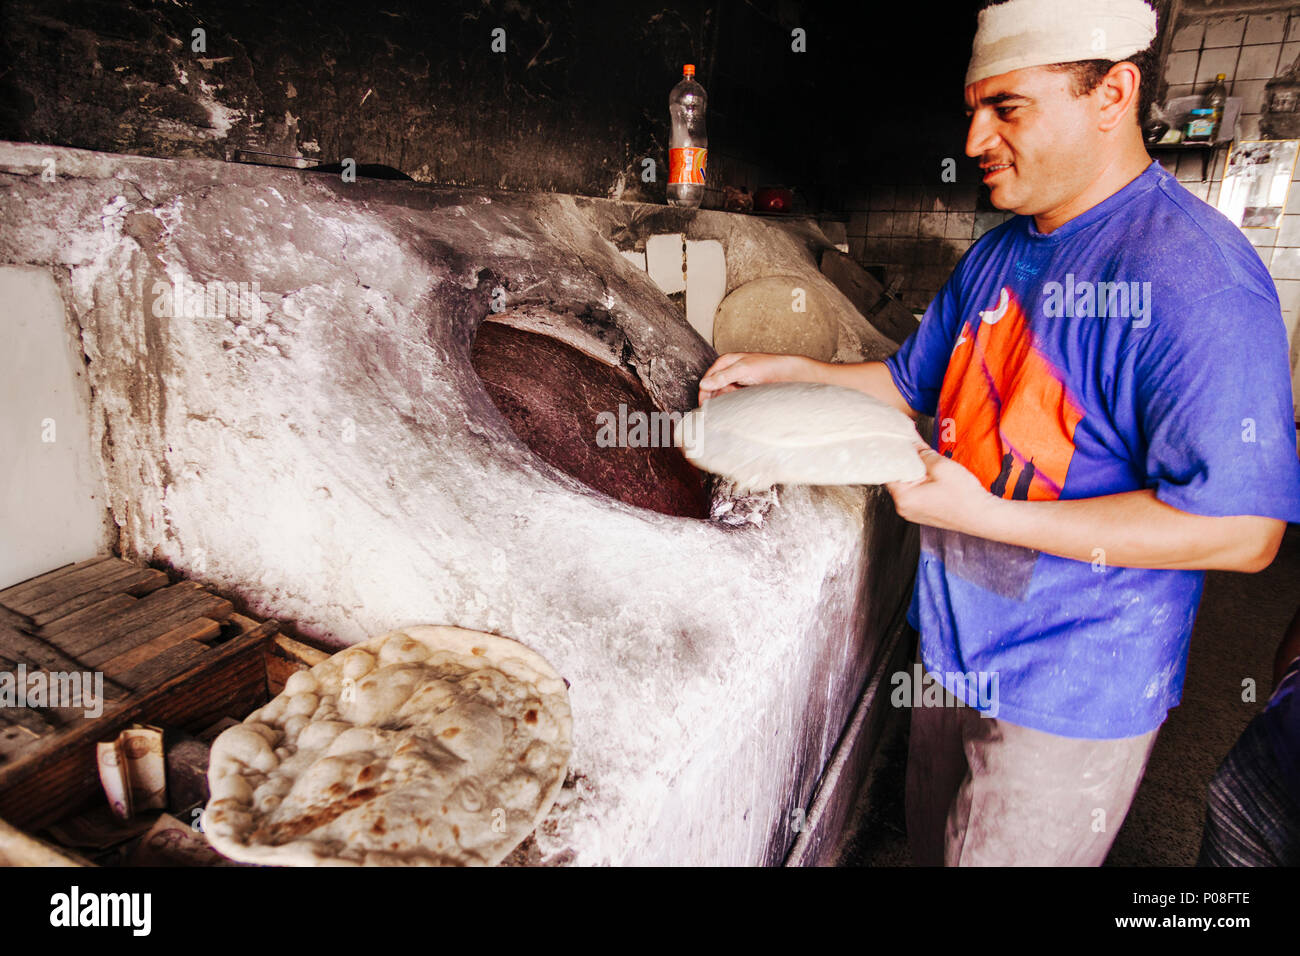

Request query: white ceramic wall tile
[
  {"left": 868, "top": 211, "right": 891, "bottom": 237},
  {"left": 1245, "top": 14, "right": 1286, "bottom": 46},
  {"left": 1205, "top": 16, "right": 1247, "bottom": 49},
  {"left": 973, "top": 210, "right": 1008, "bottom": 239},
  {"left": 1172, "top": 21, "right": 1204, "bottom": 52},
  {"left": 1278, "top": 214, "right": 1300, "bottom": 247},
  {"left": 1233, "top": 78, "right": 1270, "bottom": 114},
  {"left": 893, "top": 210, "right": 919, "bottom": 236},
  {"left": 1236, "top": 43, "right": 1282, "bottom": 81},
  {"left": 848, "top": 211, "right": 868, "bottom": 236},
  {"left": 1185, "top": 180, "right": 1211, "bottom": 201},
  {"left": 645, "top": 233, "right": 685, "bottom": 295},
  {"left": 1164, "top": 50, "right": 1199, "bottom": 86},
  {"left": 1286, "top": 183, "right": 1300, "bottom": 215},
  {"left": 1175, "top": 152, "right": 1204, "bottom": 182},
  {"left": 1195, "top": 46, "right": 1240, "bottom": 85},
  {"left": 1281, "top": 41, "right": 1300, "bottom": 72},
  {"left": 684, "top": 239, "right": 725, "bottom": 345},
  {"left": 1165, "top": 83, "right": 1194, "bottom": 102},
  {"left": 1238, "top": 113, "right": 1263, "bottom": 141},
  {"left": 1289, "top": 16, "right": 1300, "bottom": 43},
  {"left": 620, "top": 249, "right": 647, "bottom": 271},
  {"left": 919, "top": 211, "right": 946, "bottom": 238},
  {"left": 1274, "top": 279, "right": 1300, "bottom": 316},
  {"left": 945, "top": 211, "right": 974, "bottom": 240},
  {"left": 919, "top": 186, "right": 949, "bottom": 213},
  {"left": 1246, "top": 225, "right": 1278, "bottom": 249},
  {"left": 1270, "top": 245, "right": 1300, "bottom": 280}
]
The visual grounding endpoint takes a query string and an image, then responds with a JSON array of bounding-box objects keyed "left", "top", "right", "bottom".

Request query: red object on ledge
[{"left": 754, "top": 185, "right": 793, "bottom": 212}]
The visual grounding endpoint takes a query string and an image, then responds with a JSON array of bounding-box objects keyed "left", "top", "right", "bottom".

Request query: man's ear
[{"left": 1096, "top": 61, "right": 1142, "bottom": 132}]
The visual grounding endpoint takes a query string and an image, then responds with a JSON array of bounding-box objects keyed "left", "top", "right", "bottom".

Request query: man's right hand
[{"left": 697, "top": 352, "right": 819, "bottom": 404}]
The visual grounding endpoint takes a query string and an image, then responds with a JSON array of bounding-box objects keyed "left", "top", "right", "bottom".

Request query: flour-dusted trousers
[{"left": 903, "top": 649, "right": 1161, "bottom": 866}]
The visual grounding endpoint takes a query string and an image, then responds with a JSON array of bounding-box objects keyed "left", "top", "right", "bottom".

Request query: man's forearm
[
  {"left": 969, "top": 488, "right": 1284, "bottom": 572},
  {"left": 802, "top": 359, "right": 919, "bottom": 420}
]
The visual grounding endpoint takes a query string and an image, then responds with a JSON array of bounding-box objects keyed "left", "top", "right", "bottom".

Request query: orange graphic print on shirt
[{"left": 938, "top": 287, "right": 1084, "bottom": 501}]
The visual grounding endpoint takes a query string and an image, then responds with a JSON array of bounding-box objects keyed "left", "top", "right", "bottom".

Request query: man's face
[{"left": 964, "top": 66, "right": 1103, "bottom": 219}]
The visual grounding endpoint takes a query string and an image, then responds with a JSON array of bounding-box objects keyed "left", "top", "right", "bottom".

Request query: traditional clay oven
[{"left": 0, "top": 141, "right": 917, "bottom": 865}]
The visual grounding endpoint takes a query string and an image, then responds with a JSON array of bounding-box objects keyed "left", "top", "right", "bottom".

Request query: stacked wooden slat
[{"left": 0, "top": 556, "right": 277, "bottom": 831}]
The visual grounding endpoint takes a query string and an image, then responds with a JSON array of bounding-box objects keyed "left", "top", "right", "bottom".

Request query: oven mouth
[{"left": 470, "top": 311, "right": 710, "bottom": 520}]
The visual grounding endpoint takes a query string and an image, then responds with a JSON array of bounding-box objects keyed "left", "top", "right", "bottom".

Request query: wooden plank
[
  {"left": 31, "top": 594, "right": 138, "bottom": 640},
  {"left": 80, "top": 593, "right": 233, "bottom": 668},
  {"left": 0, "top": 620, "right": 276, "bottom": 790},
  {"left": 0, "top": 557, "right": 134, "bottom": 612},
  {"left": 0, "top": 620, "right": 276, "bottom": 831},
  {"left": 0, "top": 556, "right": 116, "bottom": 605},
  {"left": 0, "top": 816, "right": 91, "bottom": 866},
  {"left": 0, "top": 723, "right": 40, "bottom": 765},
  {"left": 8, "top": 561, "right": 155, "bottom": 618},
  {"left": 47, "top": 583, "right": 230, "bottom": 654},
  {"left": 28, "top": 568, "right": 170, "bottom": 626},
  {"left": 97, "top": 617, "right": 223, "bottom": 678},
  {"left": 0, "top": 623, "right": 130, "bottom": 700},
  {"left": 115, "top": 640, "right": 211, "bottom": 691},
  {"left": 270, "top": 632, "right": 330, "bottom": 666},
  {"left": 265, "top": 630, "right": 327, "bottom": 695},
  {"left": 0, "top": 702, "right": 60, "bottom": 737},
  {"left": 0, "top": 658, "right": 269, "bottom": 831},
  {"left": 0, "top": 654, "right": 65, "bottom": 736}
]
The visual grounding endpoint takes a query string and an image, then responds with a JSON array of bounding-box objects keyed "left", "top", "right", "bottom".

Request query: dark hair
[
  {"left": 1046, "top": 47, "right": 1160, "bottom": 127},
  {"left": 978, "top": 0, "right": 1159, "bottom": 125}
]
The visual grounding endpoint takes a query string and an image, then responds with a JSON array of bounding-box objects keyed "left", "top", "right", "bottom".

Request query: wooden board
[{"left": 0, "top": 556, "right": 277, "bottom": 830}]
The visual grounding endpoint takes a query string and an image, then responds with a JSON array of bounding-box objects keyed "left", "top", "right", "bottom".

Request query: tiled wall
[
  {"left": 845, "top": 184, "right": 1013, "bottom": 312},
  {"left": 1161, "top": 7, "right": 1300, "bottom": 409}
]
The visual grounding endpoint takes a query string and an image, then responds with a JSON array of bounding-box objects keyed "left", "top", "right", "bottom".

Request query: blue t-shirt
[{"left": 886, "top": 159, "right": 1300, "bottom": 739}]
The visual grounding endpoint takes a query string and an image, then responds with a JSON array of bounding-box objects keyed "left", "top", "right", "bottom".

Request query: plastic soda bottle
[{"left": 668, "top": 64, "right": 707, "bottom": 208}]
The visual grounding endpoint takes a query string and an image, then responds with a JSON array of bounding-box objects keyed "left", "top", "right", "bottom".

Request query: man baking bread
[{"left": 698, "top": 0, "right": 1300, "bottom": 865}]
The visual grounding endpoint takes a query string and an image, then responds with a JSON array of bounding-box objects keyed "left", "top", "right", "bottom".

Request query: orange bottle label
[{"left": 669, "top": 147, "right": 707, "bottom": 185}]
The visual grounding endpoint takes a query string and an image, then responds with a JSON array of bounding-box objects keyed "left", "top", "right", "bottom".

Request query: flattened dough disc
[
  {"left": 202, "top": 625, "right": 572, "bottom": 867},
  {"left": 712, "top": 275, "right": 839, "bottom": 361},
  {"left": 676, "top": 381, "right": 925, "bottom": 492}
]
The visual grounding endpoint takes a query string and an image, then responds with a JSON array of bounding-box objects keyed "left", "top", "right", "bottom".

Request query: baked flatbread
[
  {"left": 202, "top": 626, "right": 572, "bottom": 866},
  {"left": 711, "top": 276, "right": 839, "bottom": 361},
  {"left": 676, "top": 381, "right": 925, "bottom": 492}
]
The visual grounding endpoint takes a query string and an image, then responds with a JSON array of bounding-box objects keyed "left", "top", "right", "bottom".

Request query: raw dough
[
  {"left": 675, "top": 382, "right": 925, "bottom": 492},
  {"left": 712, "top": 275, "right": 839, "bottom": 361},
  {"left": 202, "top": 625, "right": 572, "bottom": 866}
]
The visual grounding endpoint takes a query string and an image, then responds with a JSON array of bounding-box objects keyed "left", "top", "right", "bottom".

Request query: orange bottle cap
[{"left": 683, "top": 64, "right": 695, "bottom": 76}]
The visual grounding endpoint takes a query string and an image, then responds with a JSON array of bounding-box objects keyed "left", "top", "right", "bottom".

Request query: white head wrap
[{"left": 965, "top": 0, "right": 1158, "bottom": 87}]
